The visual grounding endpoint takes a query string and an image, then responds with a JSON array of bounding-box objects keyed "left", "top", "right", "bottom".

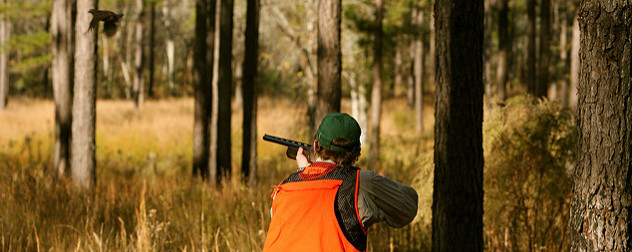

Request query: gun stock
[{"left": 263, "top": 134, "right": 315, "bottom": 162}]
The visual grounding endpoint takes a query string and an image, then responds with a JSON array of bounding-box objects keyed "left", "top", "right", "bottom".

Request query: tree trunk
[
  {"left": 369, "top": 0, "right": 383, "bottom": 165},
  {"left": 72, "top": 0, "right": 98, "bottom": 190},
  {"left": 557, "top": 1, "right": 568, "bottom": 106},
  {"left": 349, "top": 71, "right": 368, "bottom": 145},
  {"left": 147, "top": 2, "right": 156, "bottom": 98},
  {"left": 241, "top": 0, "right": 259, "bottom": 186},
  {"left": 537, "top": 0, "right": 551, "bottom": 98},
  {"left": 52, "top": 0, "right": 75, "bottom": 177},
  {"left": 570, "top": 1, "right": 632, "bottom": 250},
  {"left": 483, "top": 0, "right": 493, "bottom": 110},
  {"left": 161, "top": 1, "right": 176, "bottom": 94},
  {"left": 193, "top": 0, "right": 211, "bottom": 179},
  {"left": 133, "top": 0, "right": 144, "bottom": 109},
  {"left": 569, "top": 17, "right": 579, "bottom": 110},
  {"left": 413, "top": 5, "right": 423, "bottom": 133},
  {"left": 526, "top": 0, "right": 536, "bottom": 96},
  {"left": 210, "top": 0, "right": 219, "bottom": 183},
  {"left": 393, "top": 36, "right": 403, "bottom": 97},
  {"left": 496, "top": 0, "right": 509, "bottom": 102},
  {"left": 315, "top": 0, "right": 342, "bottom": 132},
  {"left": 216, "top": 0, "right": 233, "bottom": 182},
  {"left": 0, "top": 1, "right": 10, "bottom": 111},
  {"left": 433, "top": 0, "right": 484, "bottom": 250}
]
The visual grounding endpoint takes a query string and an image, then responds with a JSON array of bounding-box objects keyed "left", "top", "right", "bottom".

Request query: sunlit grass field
[{"left": 0, "top": 97, "right": 433, "bottom": 251}]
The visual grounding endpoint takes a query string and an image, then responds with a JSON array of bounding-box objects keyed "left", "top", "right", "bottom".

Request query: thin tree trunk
[
  {"left": 433, "top": 0, "right": 484, "bottom": 250},
  {"left": 557, "top": 2, "right": 568, "bottom": 106},
  {"left": 148, "top": 2, "right": 155, "bottom": 98},
  {"left": 369, "top": 0, "right": 383, "bottom": 165},
  {"left": 161, "top": 1, "right": 176, "bottom": 94},
  {"left": 133, "top": 0, "right": 144, "bottom": 109},
  {"left": 315, "top": 0, "right": 342, "bottom": 132},
  {"left": 241, "top": 0, "right": 259, "bottom": 186},
  {"left": 215, "top": 0, "right": 233, "bottom": 183},
  {"left": 209, "top": 0, "right": 219, "bottom": 183},
  {"left": 407, "top": 35, "right": 415, "bottom": 110},
  {"left": 0, "top": 1, "right": 10, "bottom": 111},
  {"left": 72, "top": 0, "right": 98, "bottom": 190},
  {"left": 569, "top": 17, "right": 579, "bottom": 110},
  {"left": 393, "top": 36, "right": 403, "bottom": 97},
  {"left": 496, "top": 0, "right": 509, "bottom": 102},
  {"left": 193, "top": 0, "right": 210, "bottom": 179},
  {"left": 349, "top": 71, "right": 368, "bottom": 145},
  {"left": 52, "top": 0, "right": 75, "bottom": 177},
  {"left": 526, "top": 0, "right": 536, "bottom": 96},
  {"left": 570, "top": 1, "right": 632, "bottom": 250},
  {"left": 413, "top": 6, "right": 423, "bottom": 133},
  {"left": 537, "top": 0, "right": 551, "bottom": 98},
  {"left": 484, "top": 0, "right": 493, "bottom": 109}
]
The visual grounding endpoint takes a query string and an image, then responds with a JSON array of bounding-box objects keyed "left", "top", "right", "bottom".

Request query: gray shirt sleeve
[{"left": 357, "top": 170, "right": 419, "bottom": 229}]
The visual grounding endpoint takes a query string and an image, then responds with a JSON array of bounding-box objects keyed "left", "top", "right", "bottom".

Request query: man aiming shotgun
[{"left": 262, "top": 113, "right": 418, "bottom": 252}]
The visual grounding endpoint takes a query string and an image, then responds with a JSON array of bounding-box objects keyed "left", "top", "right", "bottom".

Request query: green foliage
[{"left": 483, "top": 97, "right": 576, "bottom": 251}]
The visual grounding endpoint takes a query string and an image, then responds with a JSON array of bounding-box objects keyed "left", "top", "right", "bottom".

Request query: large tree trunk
[
  {"left": 526, "top": 0, "right": 536, "bottom": 96},
  {"left": 496, "top": 0, "right": 509, "bottom": 102},
  {"left": 570, "top": 1, "right": 632, "bottom": 251},
  {"left": 133, "top": 0, "right": 145, "bottom": 109},
  {"left": 193, "top": 0, "right": 211, "bottom": 179},
  {"left": 0, "top": 1, "right": 10, "bottom": 111},
  {"left": 147, "top": 2, "right": 156, "bottom": 98},
  {"left": 569, "top": 17, "right": 579, "bottom": 110},
  {"left": 537, "top": 0, "right": 551, "bottom": 98},
  {"left": 241, "top": 0, "right": 259, "bottom": 186},
  {"left": 215, "top": 0, "right": 233, "bottom": 183},
  {"left": 314, "top": 0, "right": 342, "bottom": 131},
  {"left": 72, "top": 0, "right": 98, "bottom": 190},
  {"left": 413, "top": 5, "right": 424, "bottom": 133},
  {"left": 52, "top": 0, "right": 75, "bottom": 177},
  {"left": 369, "top": 0, "right": 383, "bottom": 165},
  {"left": 433, "top": 0, "right": 484, "bottom": 250}
]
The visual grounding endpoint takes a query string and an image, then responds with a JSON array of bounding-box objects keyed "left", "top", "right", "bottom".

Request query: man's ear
[{"left": 313, "top": 139, "right": 319, "bottom": 154}]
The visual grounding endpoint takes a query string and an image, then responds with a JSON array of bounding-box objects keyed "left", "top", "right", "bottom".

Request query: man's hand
[{"left": 296, "top": 147, "right": 311, "bottom": 168}]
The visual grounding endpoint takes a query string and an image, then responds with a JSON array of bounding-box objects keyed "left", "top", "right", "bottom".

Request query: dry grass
[{"left": 0, "top": 96, "right": 431, "bottom": 251}]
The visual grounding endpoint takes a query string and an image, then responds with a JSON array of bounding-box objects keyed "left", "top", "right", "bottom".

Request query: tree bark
[
  {"left": 72, "top": 0, "right": 98, "bottom": 190},
  {"left": 315, "top": 0, "right": 342, "bottom": 131},
  {"left": 496, "top": 0, "right": 509, "bottom": 102},
  {"left": 570, "top": 1, "right": 632, "bottom": 251},
  {"left": 537, "top": 0, "right": 551, "bottom": 98},
  {"left": 52, "top": 0, "right": 75, "bottom": 177},
  {"left": 216, "top": 0, "right": 233, "bottom": 182},
  {"left": 241, "top": 0, "right": 259, "bottom": 186},
  {"left": 0, "top": 1, "right": 10, "bottom": 111},
  {"left": 413, "top": 5, "right": 424, "bottom": 133},
  {"left": 369, "top": 0, "right": 383, "bottom": 165},
  {"left": 526, "top": 0, "right": 536, "bottom": 96},
  {"left": 133, "top": 0, "right": 144, "bottom": 109},
  {"left": 433, "top": 0, "right": 484, "bottom": 250},
  {"left": 569, "top": 17, "right": 579, "bottom": 110},
  {"left": 193, "top": 0, "right": 211, "bottom": 179}
]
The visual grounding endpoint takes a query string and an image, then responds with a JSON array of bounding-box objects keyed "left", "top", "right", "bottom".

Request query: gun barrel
[{"left": 263, "top": 134, "right": 314, "bottom": 150}]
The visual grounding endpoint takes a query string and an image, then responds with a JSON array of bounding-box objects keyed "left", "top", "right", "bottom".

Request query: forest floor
[{"left": 0, "top": 97, "right": 434, "bottom": 251}]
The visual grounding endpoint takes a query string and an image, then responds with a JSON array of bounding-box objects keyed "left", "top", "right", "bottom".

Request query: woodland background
[{"left": 0, "top": 0, "right": 628, "bottom": 251}]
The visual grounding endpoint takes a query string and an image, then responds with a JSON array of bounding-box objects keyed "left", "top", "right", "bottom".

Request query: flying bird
[{"left": 88, "top": 9, "right": 124, "bottom": 37}]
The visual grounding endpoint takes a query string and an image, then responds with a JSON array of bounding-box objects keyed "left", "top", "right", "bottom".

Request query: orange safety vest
[{"left": 263, "top": 162, "right": 367, "bottom": 252}]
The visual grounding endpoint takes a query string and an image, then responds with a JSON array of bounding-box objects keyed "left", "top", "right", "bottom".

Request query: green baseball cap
[{"left": 316, "top": 113, "right": 361, "bottom": 152}]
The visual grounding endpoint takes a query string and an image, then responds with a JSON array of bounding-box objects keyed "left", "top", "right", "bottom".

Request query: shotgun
[{"left": 263, "top": 134, "right": 315, "bottom": 162}]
